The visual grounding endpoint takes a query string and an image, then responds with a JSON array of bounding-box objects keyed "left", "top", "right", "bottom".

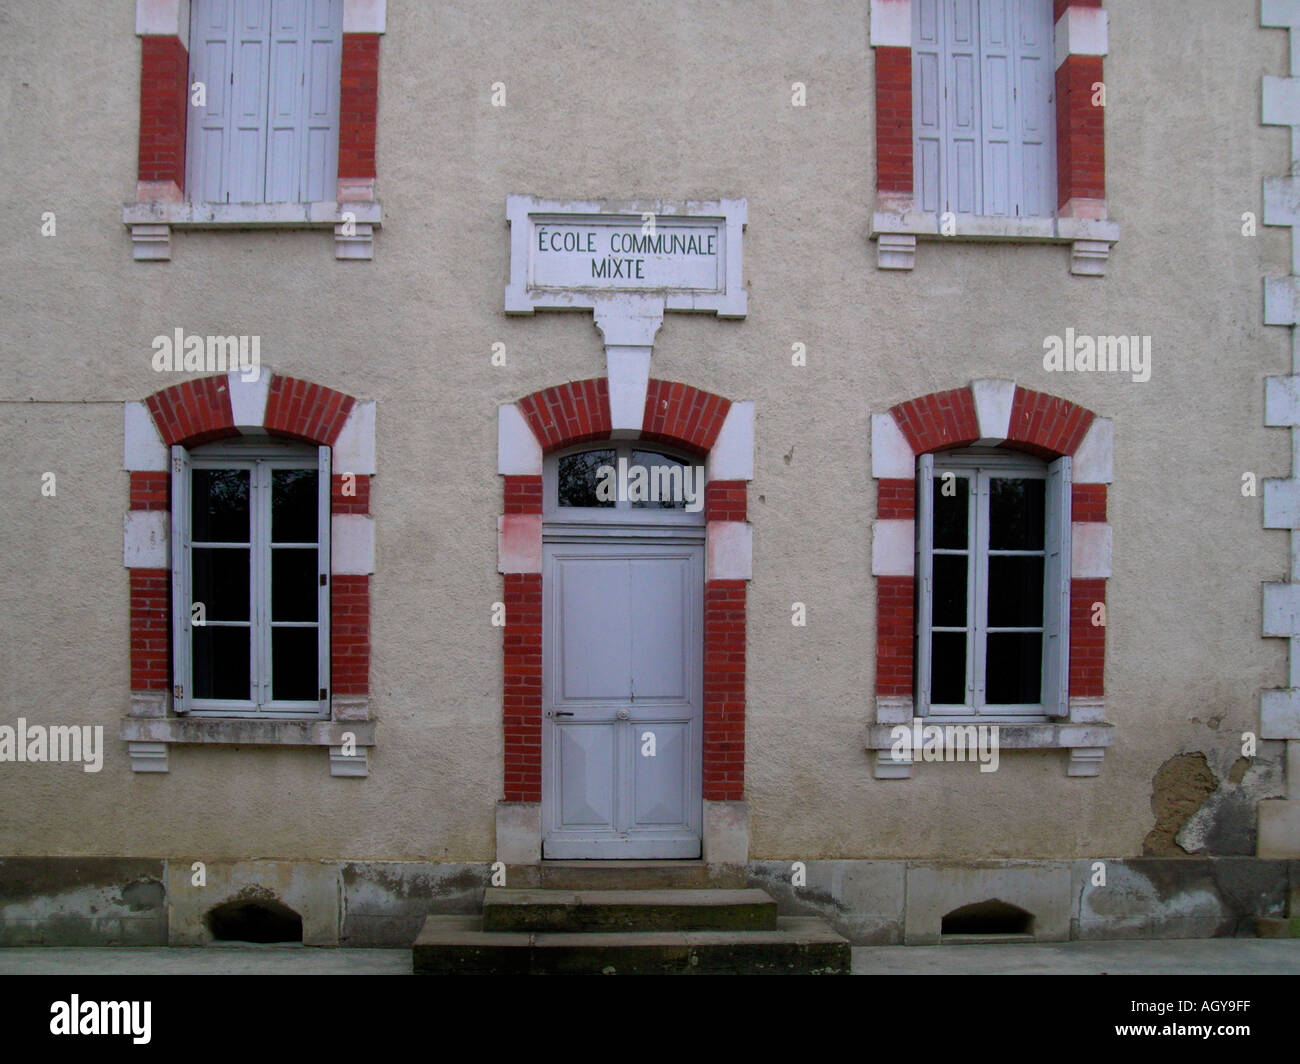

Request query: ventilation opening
[
  {"left": 206, "top": 897, "right": 303, "bottom": 944},
  {"left": 941, "top": 899, "right": 1034, "bottom": 939}
]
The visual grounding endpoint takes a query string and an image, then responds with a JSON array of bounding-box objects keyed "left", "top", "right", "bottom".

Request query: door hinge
[
  {"left": 320, "top": 573, "right": 328, "bottom": 586},
  {"left": 320, "top": 687, "right": 328, "bottom": 700},
  {"left": 173, "top": 684, "right": 183, "bottom": 699}
]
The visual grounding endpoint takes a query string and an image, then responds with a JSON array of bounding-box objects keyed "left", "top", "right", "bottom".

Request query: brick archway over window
[
  {"left": 498, "top": 378, "right": 752, "bottom": 807},
  {"left": 872, "top": 382, "right": 1112, "bottom": 706},
  {"left": 126, "top": 372, "right": 373, "bottom": 707}
]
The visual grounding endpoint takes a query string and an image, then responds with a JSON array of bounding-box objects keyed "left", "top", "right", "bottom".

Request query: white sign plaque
[{"left": 506, "top": 196, "right": 747, "bottom": 318}]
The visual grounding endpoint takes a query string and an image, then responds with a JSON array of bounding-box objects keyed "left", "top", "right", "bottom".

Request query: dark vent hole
[
  {"left": 206, "top": 898, "right": 303, "bottom": 943},
  {"left": 941, "top": 899, "right": 1034, "bottom": 936}
]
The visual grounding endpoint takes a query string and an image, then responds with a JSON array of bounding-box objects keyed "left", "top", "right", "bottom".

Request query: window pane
[
  {"left": 930, "top": 632, "right": 967, "bottom": 705},
  {"left": 272, "top": 468, "right": 318, "bottom": 542},
  {"left": 192, "top": 625, "right": 250, "bottom": 700},
  {"left": 987, "top": 556, "right": 1045, "bottom": 628},
  {"left": 272, "top": 627, "right": 318, "bottom": 701},
  {"left": 192, "top": 548, "right": 250, "bottom": 621},
  {"left": 192, "top": 469, "right": 249, "bottom": 542},
  {"left": 989, "top": 478, "right": 1045, "bottom": 550},
  {"left": 933, "top": 473, "right": 969, "bottom": 549},
  {"left": 558, "top": 450, "right": 616, "bottom": 507},
  {"left": 629, "top": 450, "right": 695, "bottom": 510},
  {"left": 272, "top": 548, "right": 318, "bottom": 621},
  {"left": 933, "top": 554, "right": 968, "bottom": 628},
  {"left": 985, "top": 633, "right": 1042, "bottom": 704}
]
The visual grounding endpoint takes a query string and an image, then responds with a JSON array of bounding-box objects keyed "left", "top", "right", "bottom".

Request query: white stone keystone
[{"left": 972, "top": 379, "right": 1016, "bottom": 444}]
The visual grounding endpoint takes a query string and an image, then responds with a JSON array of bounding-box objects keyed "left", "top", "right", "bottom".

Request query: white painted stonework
[
  {"left": 605, "top": 346, "right": 653, "bottom": 436},
  {"left": 1265, "top": 478, "right": 1300, "bottom": 528},
  {"left": 498, "top": 514, "right": 543, "bottom": 574},
  {"left": 331, "top": 514, "right": 375, "bottom": 576},
  {"left": 707, "top": 521, "right": 753, "bottom": 581},
  {"left": 871, "top": 520, "right": 915, "bottom": 577},
  {"left": 342, "top": 0, "right": 386, "bottom": 33},
  {"left": 135, "top": 0, "right": 186, "bottom": 37},
  {"left": 1266, "top": 276, "right": 1300, "bottom": 325},
  {"left": 124, "top": 511, "right": 168, "bottom": 569},
  {"left": 226, "top": 369, "right": 269, "bottom": 429},
  {"left": 706, "top": 402, "right": 755, "bottom": 483},
  {"left": 1071, "top": 523, "right": 1112, "bottom": 579},
  {"left": 505, "top": 196, "right": 747, "bottom": 319},
  {"left": 1072, "top": 418, "right": 1114, "bottom": 484},
  {"left": 1266, "top": 376, "right": 1300, "bottom": 426},
  {"left": 1262, "top": 689, "right": 1300, "bottom": 739},
  {"left": 334, "top": 400, "right": 377, "bottom": 476},
  {"left": 971, "top": 379, "right": 1016, "bottom": 444},
  {"left": 497, "top": 403, "right": 543, "bottom": 476},
  {"left": 1054, "top": 7, "right": 1108, "bottom": 70},
  {"left": 871, "top": 412, "right": 915, "bottom": 479},
  {"left": 869, "top": 0, "right": 911, "bottom": 47},
  {"left": 1262, "top": 6, "right": 1300, "bottom": 853},
  {"left": 124, "top": 401, "right": 167, "bottom": 472},
  {"left": 870, "top": 212, "right": 1119, "bottom": 276},
  {"left": 1264, "top": 583, "right": 1300, "bottom": 637}
]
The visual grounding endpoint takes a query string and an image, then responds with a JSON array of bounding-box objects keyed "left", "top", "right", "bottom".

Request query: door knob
[{"left": 617, "top": 708, "right": 630, "bottom": 720}]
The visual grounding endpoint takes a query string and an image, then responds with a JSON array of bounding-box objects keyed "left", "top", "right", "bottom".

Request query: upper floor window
[
  {"left": 187, "top": 0, "right": 343, "bottom": 204},
  {"left": 913, "top": 0, "right": 1056, "bottom": 218},
  {"left": 171, "top": 438, "right": 331, "bottom": 716},
  {"left": 916, "top": 449, "right": 1071, "bottom": 719}
]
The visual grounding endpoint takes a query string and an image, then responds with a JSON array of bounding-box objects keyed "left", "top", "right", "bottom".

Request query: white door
[{"left": 541, "top": 540, "right": 704, "bottom": 859}]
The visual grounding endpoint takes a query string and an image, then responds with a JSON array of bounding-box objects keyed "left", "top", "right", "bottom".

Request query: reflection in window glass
[
  {"left": 630, "top": 450, "right": 690, "bottom": 509},
  {"left": 558, "top": 450, "right": 616, "bottom": 507}
]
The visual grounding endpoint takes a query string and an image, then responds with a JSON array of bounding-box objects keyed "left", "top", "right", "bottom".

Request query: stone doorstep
[
  {"left": 412, "top": 914, "right": 851, "bottom": 975},
  {"left": 536, "top": 860, "right": 709, "bottom": 891},
  {"left": 481, "top": 888, "right": 779, "bottom": 933}
]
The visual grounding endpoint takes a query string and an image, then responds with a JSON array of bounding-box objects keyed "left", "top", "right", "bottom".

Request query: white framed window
[
  {"left": 170, "top": 438, "right": 331, "bottom": 717},
  {"left": 916, "top": 449, "right": 1071, "bottom": 719},
  {"left": 543, "top": 442, "right": 707, "bottom": 527},
  {"left": 913, "top": 0, "right": 1056, "bottom": 218},
  {"left": 186, "top": 0, "right": 343, "bottom": 204}
]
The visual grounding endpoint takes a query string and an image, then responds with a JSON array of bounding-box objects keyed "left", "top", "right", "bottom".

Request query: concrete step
[
  {"left": 412, "top": 914, "right": 851, "bottom": 975},
  {"left": 482, "top": 888, "right": 778, "bottom": 933},
  {"left": 535, "top": 860, "right": 708, "bottom": 891}
]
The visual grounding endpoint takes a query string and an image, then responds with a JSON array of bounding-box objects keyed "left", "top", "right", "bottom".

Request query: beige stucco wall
[{"left": 0, "top": 0, "right": 1290, "bottom": 861}]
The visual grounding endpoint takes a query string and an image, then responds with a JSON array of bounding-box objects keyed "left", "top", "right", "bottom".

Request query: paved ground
[{"left": 0, "top": 940, "right": 1298, "bottom": 975}]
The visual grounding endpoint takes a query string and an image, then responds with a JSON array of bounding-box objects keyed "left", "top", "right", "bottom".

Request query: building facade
[{"left": 1, "top": 0, "right": 1299, "bottom": 946}]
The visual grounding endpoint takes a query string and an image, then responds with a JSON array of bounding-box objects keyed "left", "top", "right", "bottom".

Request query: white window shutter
[
  {"left": 979, "top": 0, "right": 1016, "bottom": 217},
  {"left": 170, "top": 446, "right": 192, "bottom": 714},
  {"left": 187, "top": 0, "right": 238, "bottom": 203},
  {"left": 1042, "top": 455, "right": 1072, "bottom": 718},
  {"left": 913, "top": 0, "right": 946, "bottom": 215},
  {"left": 1013, "top": 0, "right": 1056, "bottom": 217},
  {"left": 915, "top": 453, "right": 935, "bottom": 716},
  {"left": 317, "top": 445, "right": 332, "bottom": 713},
  {"left": 945, "top": 0, "right": 983, "bottom": 215},
  {"left": 299, "top": 0, "right": 343, "bottom": 202},
  {"left": 229, "top": 0, "right": 273, "bottom": 203}
]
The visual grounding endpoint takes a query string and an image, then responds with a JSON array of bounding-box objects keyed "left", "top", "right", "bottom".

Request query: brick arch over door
[
  {"left": 500, "top": 378, "right": 750, "bottom": 805},
  {"left": 873, "top": 382, "right": 1111, "bottom": 706},
  {"left": 129, "top": 372, "right": 371, "bottom": 702}
]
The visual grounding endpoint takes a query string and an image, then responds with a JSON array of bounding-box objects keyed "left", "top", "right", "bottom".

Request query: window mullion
[
  {"left": 972, "top": 469, "right": 990, "bottom": 712},
  {"left": 255, "top": 462, "right": 271, "bottom": 710}
]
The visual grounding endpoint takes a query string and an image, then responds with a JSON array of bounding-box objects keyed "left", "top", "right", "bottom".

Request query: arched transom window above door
[{"left": 544, "top": 442, "right": 707, "bottom": 524}]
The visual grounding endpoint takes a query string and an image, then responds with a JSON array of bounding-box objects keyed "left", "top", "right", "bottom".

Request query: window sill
[
  {"left": 870, "top": 211, "right": 1119, "bottom": 276},
  {"left": 120, "top": 715, "right": 374, "bottom": 777},
  {"left": 866, "top": 696, "right": 1113, "bottom": 779},
  {"left": 121, "top": 201, "right": 383, "bottom": 261}
]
